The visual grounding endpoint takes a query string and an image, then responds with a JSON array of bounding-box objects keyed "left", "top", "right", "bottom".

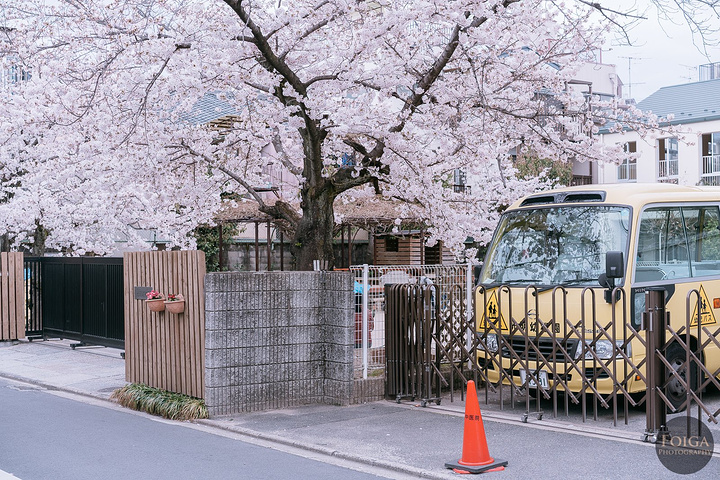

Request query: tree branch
[
  {"left": 279, "top": 15, "right": 335, "bottom": 61},
  {"left": 174, "top": 140, "right": 302, "bottom": 231},
  {"left": 304, "top": 74, "right": 339, "bottom": 88},
  {"left": 224, "top": 0, "right": 307, "bottom": 96},
  {"left": 177, "top": 140, "right": 267, "bottom": 208},
  {"left": 271, "top": 130, "right": 303, "bottom": 176}
]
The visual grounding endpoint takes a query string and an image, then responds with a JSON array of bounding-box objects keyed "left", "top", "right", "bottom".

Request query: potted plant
[
  {"left": 164, "top": 293, "right": 185, "bottom": 314},
  {"left": 145, "top": 290, "right": 165, "bottom": 312}
]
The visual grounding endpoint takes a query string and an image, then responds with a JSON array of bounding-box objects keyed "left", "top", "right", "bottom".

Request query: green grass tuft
[{"left": 111, "top": 384, "right": 209, "bottom": 421}]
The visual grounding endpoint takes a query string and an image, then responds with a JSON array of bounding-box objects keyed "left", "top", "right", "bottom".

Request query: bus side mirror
[
  {"left": 606, "top": 251, "right": 624, "bottom": 279},
  {"left": 600, "top": 251, "right": 624, "bottom": 303},
  {"left": 598, "top": 273, "right": 612, "bottom": 289}
]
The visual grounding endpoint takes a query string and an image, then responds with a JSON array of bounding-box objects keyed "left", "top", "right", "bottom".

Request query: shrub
[{"left": 111, "top": 384, "right": 208, "bottom": 420}]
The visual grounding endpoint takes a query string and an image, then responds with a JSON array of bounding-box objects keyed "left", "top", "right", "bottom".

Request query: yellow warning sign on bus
[
  {"left": 478, "top": 290, "right": 508, "bottom": 330},
  {"left": 691, "top": 285, "right": 717, "bottom": 326}
]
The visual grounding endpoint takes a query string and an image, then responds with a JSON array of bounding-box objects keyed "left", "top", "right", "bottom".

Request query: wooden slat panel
[
  {"left": 150, "top": 251, "right": 160, "bottom": 389},
  {"left": 11, "top": 252, "right": 22, "bottom": 339},
  {"left": 1, "top": 252, "right": 8, "bottom": 340},
  {"left": 123, "top": 251, "right": 205, "bottom": 398},
  {"left": 0, "top": 252, "right": 24, "bottom": 341},
  {"left": 160, "top": 252, "right": 169, "bottom": 391},
  {"left": 198, "top": 252, "right": 206, "bottom": 398},
  {"left": 194, "top": 251, "right": 206, "bottom": 398},
  {"left": 123, "top": 252, "right": 132, "bottom": 381},
  {"left": 168, "top": 251, "right": 178, "bottom": 394},
  {"left": 183, "top": 251, "right": 192, "bottom": 396}
]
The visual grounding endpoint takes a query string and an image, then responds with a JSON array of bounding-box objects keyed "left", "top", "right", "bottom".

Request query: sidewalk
[{"left": 1, "top": 339, "right": 718, "bottom": 479}]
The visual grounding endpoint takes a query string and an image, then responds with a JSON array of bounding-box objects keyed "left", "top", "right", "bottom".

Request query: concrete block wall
[{"left": 204, "top": 271, "right": 353, "bottom": 415}]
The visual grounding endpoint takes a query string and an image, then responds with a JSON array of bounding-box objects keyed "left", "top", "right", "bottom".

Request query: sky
[{"left": 599, "top": 1, "right": 720, "bottom": 103}]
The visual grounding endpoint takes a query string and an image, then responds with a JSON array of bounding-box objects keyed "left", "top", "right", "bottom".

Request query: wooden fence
[
  {"left": 1, "top": 252, "right": 24, "bottom": 341},
  {"left": 123, "top": 251, "right": 206, "bottom": 399}
]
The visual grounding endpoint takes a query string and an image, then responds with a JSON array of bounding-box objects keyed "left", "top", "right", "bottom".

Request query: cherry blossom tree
[{"left": 0, "top": 1, "right": 712, "bottom": 267}]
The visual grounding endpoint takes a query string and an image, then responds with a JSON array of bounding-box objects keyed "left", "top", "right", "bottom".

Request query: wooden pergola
[{"left": 214, "top": 196, "right": 431, "bottom": 271}]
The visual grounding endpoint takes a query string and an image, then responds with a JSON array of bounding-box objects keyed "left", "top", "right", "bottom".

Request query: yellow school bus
[{"left": 477, "top": 183, "right": 720, "bottom": 409}]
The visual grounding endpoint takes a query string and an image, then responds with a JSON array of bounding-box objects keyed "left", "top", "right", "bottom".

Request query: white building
[
  {"left": 567, "top": 61, "right": 624, "bottom": 185},
  {"left": 599, "top": 64, "right": 720, "bottom": 186},
  {"left": 453, "top": 60, "right": 625, "bottom": 191}
]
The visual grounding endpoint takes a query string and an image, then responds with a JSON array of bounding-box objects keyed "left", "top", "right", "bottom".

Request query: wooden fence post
[
  {"left": 0, "top": 252, "right": 25, "bottom": 341},
  {"left": 123, "top": 251, "right": 206, "bottom": 398}
]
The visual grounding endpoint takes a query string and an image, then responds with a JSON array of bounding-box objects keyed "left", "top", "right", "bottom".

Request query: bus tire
[{"left": 665, "top": 343, "right": 698, "bottom": 412}]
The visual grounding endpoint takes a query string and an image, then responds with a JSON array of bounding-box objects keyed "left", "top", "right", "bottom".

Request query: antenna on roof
[
  {"left": 680, "top": 64, "right": 698, "bottom": 82},
  {"left": 619, "top": 56, "right": 646, "bottom": 99}
]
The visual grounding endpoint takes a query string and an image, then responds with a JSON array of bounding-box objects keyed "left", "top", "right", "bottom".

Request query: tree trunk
[
  {"left": 31, "top": 221, "right": 48, "bottom": 256},
  {"left": 292, "top": 188, "right": 336, "bottom": 271}
]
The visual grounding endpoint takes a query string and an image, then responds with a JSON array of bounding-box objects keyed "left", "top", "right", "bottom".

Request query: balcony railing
[
  {"left": 703, "top": 154, "right": 720, "bottom": 174},
  {"left": 701, "top": 154, "right": 720, "bottom": 185},
  {"left": 571, "top": 175, "right": 593, "bottom": 186},
  {"left": 617, "top": 163, "right": 637, "bottom": 181},
  {"left": 658, "top": 158, "right": 678, "bottom": 182},
  {"left": 453, "top": 184, "right": 472, "bottom": 194}
]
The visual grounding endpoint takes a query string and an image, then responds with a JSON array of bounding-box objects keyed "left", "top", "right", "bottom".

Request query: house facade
[{"left": 599, "top": 73, "right": 720, "bottom": 186}]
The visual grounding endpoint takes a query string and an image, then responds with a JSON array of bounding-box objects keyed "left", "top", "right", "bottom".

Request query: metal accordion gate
[{"left": 384, "top": 283, "right": 720, "bottom": 440}]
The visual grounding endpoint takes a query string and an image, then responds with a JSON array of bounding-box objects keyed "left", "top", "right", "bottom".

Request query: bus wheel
[{"left": 665, "top": 344, "right": 698, "bottom": 412}]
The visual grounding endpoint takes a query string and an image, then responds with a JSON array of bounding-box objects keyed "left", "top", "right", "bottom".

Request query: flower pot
[
  {"left": 164, "top": 300, "right": 185, "bottom": 314},
  {"left": 146, "top": 298, "right": 165, "bottom": 312}
]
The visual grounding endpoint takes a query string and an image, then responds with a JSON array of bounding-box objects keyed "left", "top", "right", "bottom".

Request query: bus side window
[
  {"left": 636, "top": 207, "right": 690, "bottom": 281},
  {"left": 636, "top": 205, "right": 720, "bottom": 282},
  {"left": 685, "top": 206, "right": 720, "bottom": 277}
]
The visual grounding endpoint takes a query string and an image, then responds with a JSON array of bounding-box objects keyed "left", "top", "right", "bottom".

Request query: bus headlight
[
  {"left": 575, "top": 339, "right": 630, "bottom": 360},
  {"left": 481, "top": 333, "right": 499, "bottom": 353}
]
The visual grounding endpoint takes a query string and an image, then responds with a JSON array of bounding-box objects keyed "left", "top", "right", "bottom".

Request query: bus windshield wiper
[
  {"left": 533, "top": 278, "right": 597, "bottom": 294},
  {"left": 479, "top": 280, "right": 541, "bottom": 288}
]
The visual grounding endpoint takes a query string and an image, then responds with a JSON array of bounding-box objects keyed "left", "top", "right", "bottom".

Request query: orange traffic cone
[{"left": 445, "top": 380, "right": 507, "bottom": 474}]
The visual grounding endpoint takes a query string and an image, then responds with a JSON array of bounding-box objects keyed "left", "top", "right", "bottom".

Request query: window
[
  {"left": 2, "top": 63, "right": 31, "bottom": 89},
  {"left": 384, "top": 237, "right": 399, "bottom": 252},
  {"left": 453, "top": 169, "right": 471, "bottom": 194},
  {"left": 636, "top": 205, "right": 720, "bottom": 282},
  {"left": 701, "top": 133, "right": 720, "bottom": 185},
  {"left": 617, "top": 141, "right": 637, "bottom": 181},
  {"left": 657, "top": 138, "right": 678, "bottom": 183}
]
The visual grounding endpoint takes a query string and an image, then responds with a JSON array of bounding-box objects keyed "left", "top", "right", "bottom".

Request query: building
[
  {"left": 567, "top": 61, "right": 624, "bottom": 185},
  {"left": 455, "top": 59, "right": 625, "bottom": 191},
  {"left": 599, "top": 63, "right": 720, "bottom": 185}
]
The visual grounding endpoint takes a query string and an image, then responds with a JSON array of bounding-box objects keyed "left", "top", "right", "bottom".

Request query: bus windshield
[{"left": 481, "top": 205, "right": 631, "bottom": 286}]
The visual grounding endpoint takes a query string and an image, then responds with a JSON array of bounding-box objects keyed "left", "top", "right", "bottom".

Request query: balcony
[
  {"left": 701, "top": 154, "right": 720, "bottom": 185},
  {"left": 658, "top": 158, "right": 678, "bottom": 183},
  {"left": 453, "top": 184, "right": 472, "bottom": 194},
  {"left": 617, "top": 163, "right": 637, "bottom": 182}
]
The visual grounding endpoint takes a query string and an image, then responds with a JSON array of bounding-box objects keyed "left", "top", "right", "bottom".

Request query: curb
[
  {"left": 0, "top": 371, "right": 454, "bottom": 479},
  {"left": 196, "top": 419, "right": 456, "bottom": 480},
  {"left": 0, "top": 371, "right": 119, "bottom": 403}
]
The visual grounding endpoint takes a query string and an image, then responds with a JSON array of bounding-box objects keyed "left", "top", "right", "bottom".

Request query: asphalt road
[{"left": 0, "top": 378, "right": 396, "bottom": 480}]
